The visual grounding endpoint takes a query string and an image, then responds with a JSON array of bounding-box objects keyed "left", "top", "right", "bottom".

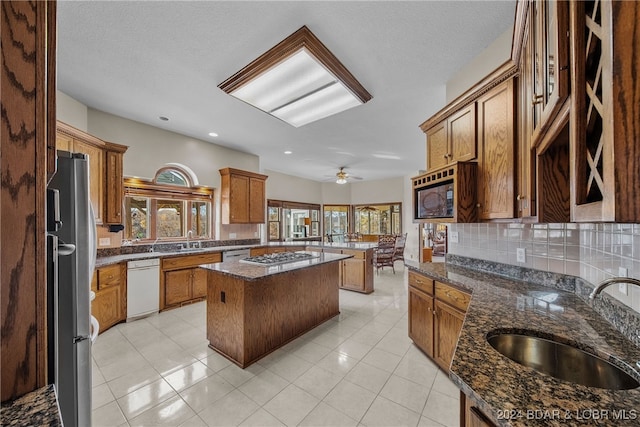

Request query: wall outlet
[
  {"left": 450, "top": 231, "right": 459, "bottom": 243},
  {"left": 229, "top": 233, "right": 237, "bottom": 239},
  {"left": 98, "top": 237, "right": 111, "bottom": 246},
  {"left": 516, "top": 248, "right": 526, "bottom": 263}
]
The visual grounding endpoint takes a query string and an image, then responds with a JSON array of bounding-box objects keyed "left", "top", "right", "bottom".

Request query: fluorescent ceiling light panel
[{"left": 218, "top": 26, "right": 371, "bottom": 127}]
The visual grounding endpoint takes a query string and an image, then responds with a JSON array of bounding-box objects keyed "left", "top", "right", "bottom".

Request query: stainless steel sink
[{"left": 487, "top": 333, "right": 639, "bottom": 390}]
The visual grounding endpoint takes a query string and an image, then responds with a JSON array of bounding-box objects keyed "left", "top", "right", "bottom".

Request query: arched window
[{"left": 123, "top": 164, "right": 213, "bottom": 242}]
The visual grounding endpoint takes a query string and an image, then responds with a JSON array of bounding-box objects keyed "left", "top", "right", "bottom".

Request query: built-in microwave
[{"left": 412, "top": 162, "right": 478, "bottom": 222}]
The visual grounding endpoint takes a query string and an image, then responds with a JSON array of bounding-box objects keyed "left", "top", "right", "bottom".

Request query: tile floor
[{"left": 91, "top": 267, "right": 460, "bottom": 427}]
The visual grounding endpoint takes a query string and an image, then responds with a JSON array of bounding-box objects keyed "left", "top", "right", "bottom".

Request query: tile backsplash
[{"left": 448, "top": 223, "right": 640, "bottom": 313}]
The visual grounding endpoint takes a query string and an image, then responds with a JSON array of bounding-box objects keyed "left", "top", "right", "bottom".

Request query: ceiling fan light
[{"left": 336, "top": 177, "right": 347, "bottom": 184}]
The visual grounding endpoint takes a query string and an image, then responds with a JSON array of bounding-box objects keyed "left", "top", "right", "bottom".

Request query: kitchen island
[{"left": 200, "top": 251, "right": 351, "bottom": 368}]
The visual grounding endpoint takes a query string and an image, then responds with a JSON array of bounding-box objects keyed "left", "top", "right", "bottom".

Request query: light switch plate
[
  {"left": 618, "top": 267, "right": 629, "bottom": 295},
  {"left": 450, "top": 231, "right": 459, "bottom": 244},
  {"left": 516, "top": 248, "right": 526, "bottom": 263},
  {"left": 98, "top": 237, "right": 111, "bottom": 246},
  {"left": 229, "top": 233, "right": 237, "bottom": 239}
]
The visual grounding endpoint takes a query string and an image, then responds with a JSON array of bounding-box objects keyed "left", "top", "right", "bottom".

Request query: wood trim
[
  {"left": 268, "top": 199, "right": 321, "bottom": 211},
  {"left": 218, "top": 26, "right": 372, "bottom": 104},
  {"left": 419, "top": 61, "right": 518, "bottom": 133},
  {"left": 510, "top": 0, "right": 529, "bottom": 67},
  {"left": 56, "top": 120, "right": 106, "bottom": 148},
  {"left": 219, "top": 167, "right": 268, "bottom": 181},
  {"left": 535, "top": 98, "right": 570, "bottom": 156},
  {"left": 124, "top": 177, "right": 213, "bottom": 199}
]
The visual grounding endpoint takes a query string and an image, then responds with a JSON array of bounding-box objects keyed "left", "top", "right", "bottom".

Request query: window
[
  {"left": 323, "top": 205, "right": 349, "bottom": 240},
  {"left": 124, "top": 165, "right": 213, "bottom": 242},
  {"left": 267, "top": 200, "right": 321, "bottom": 241},
  {"left": 354, "top": 203, "right": 402, "bottom": 235}
]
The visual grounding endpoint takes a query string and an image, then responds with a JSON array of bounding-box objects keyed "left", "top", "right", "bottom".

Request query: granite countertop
[
  {"left": 0, "top": 384, "right": 62, "bottom": 426},
  {"left": 96, "top": 241, "right": 376, "bottom": 267},
  {"left": 200, "top": 252, "right": 352, "bottom": 281},
  {"left": 407, "top": 261, "right": 640, "bottom": 427}
]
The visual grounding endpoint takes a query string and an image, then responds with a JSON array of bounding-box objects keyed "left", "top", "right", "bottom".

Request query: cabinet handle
[
  {"left": 443, "top": 154, "right": 448, "bottom": 159},
  {"left": 516, "top": 194, "right": 526, "bottom": 201},
  {"left": 532, "top": 94, "right": 544, "bottom": 105},
  {"left": 476, "top": 203, "right": 481, "bottom": 208}
]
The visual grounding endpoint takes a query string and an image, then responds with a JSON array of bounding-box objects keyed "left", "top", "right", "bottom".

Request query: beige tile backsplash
[{"left": 448, "top": 223, "right": 640, "bottom": 313}]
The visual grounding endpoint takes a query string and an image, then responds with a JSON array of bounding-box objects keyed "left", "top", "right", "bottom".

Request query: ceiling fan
[{"left": 333, "top": 167, "right": 363, "bottom": 184}]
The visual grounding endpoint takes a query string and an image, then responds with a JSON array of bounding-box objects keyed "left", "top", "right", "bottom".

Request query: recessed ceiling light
[
  {"left": 208, "top": 132, "right": 219, "bottom": 137},
  {"left": 218, "top": 26, "right": 372, "bottom": 128},
  {"left": 159, "top": 116, "right": 169, "bottom": 121},
  {"left": 284, "top": 151, "right": 292, "bottom": 155}
]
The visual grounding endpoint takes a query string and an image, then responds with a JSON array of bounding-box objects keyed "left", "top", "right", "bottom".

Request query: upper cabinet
[
  {"left": 423, "top": 104, "right": 477, "bottom": 171},
  {"left": 476, "top": 79, "right": 516, "bottom": 220},
  {"left": 219, "top": 168, "right": 268, "bottom": 224},
  {"left": 56, "top": 122, "right": 128, "bottom": 225},
  {"left": 569, "top": 0, "right": 640, "bottom": 222},
  {"left": 528, "top": 0, "right": 570, "bottom": 146}
]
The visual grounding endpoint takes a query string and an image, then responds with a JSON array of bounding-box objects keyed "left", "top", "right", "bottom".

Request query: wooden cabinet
[
  {"left": 425, "top": 104, "right": 476, "bottom": 172},
  {"left": 408, "top": 271, "right": 470, "bottom": 371},
  {"left": 528, "top": 0, "right": 570, "bottom": 145},
  {"left": 461, "top": 392, "right": 497, "bottom": 427},
  {"left": 161, "top": 252, "right": 222, "bottom": 310},
  {"left": 476, "top": 79, "right": 516, "bottom": 220},
  {"left": 341, "top": 249, "right": 373, "bottom": 294},
  {"left": 55, "top": 121, "right": 128, "bottom": 225},
  {"left": 408, "top": 275, "right": 435, "bottom": 358},
  {"left": 219, "top": 168, "right": 268, "bottom": 224},
  {"left": 569, "top": 0, "right": 640, "bottom": 222},
  {"left": 92, "top": 264, "right": 127, "bottom": 334}
]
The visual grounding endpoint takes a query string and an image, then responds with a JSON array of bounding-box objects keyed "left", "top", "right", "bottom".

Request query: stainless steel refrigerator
[{"left": 47, "top": 151, "right": 97, "bottom": 427}]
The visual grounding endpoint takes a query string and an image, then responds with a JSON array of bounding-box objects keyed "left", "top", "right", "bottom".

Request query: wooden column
[{"left": 1, "top": 1, "right": 56, "bottom": 402}]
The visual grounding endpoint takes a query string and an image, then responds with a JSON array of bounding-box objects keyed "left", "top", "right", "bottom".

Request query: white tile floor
[{"left": 91, "top": 268, "right": 460, "bottom": 427}]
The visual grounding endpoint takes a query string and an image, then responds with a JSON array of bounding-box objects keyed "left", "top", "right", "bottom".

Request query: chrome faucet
[
  {"left": 589, "top": 277, "right": 640, "bottom": 299},
  {"left": 187, "top": 230, "right": 193, "bottom": 249},
  {"left": 149, "top": 237, "right": 160, "bottom": 252}
]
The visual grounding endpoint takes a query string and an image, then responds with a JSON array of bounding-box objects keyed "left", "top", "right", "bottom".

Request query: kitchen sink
[{"left": 487, "top": 332, "right": 640, "bottom": 390}]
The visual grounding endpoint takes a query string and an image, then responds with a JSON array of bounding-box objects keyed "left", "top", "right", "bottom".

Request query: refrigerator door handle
[
  {"left": 90, "top": 316, "right": 99, "bottom": 343},
  {"left": 73, "top": 335, "right": 90, "bottom": 344}
]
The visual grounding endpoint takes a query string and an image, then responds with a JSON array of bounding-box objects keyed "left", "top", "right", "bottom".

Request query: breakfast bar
[{"left": 200, "top": 251, "right": 351, "bottom": 368}]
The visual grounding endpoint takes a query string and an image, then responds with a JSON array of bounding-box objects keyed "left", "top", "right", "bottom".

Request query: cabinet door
[
  {"left": 56, "top": 133, "right": 73, "bottom": 151},
  {"left": 449, "top": 104, "right": 476, "bottom": 162},
  {"left": 434, "top": 299, "right": 465, "bottom": 371},
  {"left": 73, "top": 139, "right": 105, "bottom": 224},
  {"left": 104, "top": 150, "right": 123, "bottom": 224},
  {"left": 342, "top": 258, "right": 365, "bottom": 292},
  {"left": 191, "top": 268, "right": 208, "bottom": 299},
  {"left": 426, "top": 122, "right": 448, "bottom": 171},
  {"left": 164, "top": 269, "right": 193, "bottom": 306},
  {"left": 229, "top": 174, "right": 249, "bottom": 223},
  {"left": 408, "top": 287, "right": 434, "bottom": 358},
  {"left": 248, "top": 177, "right": 265, "bottom": 223},
  {"left": 477, "top": 79, "right": 515, "bottom": 220},
  {"left": 93, "top": 285, "right": 123, "bottom": 333}
]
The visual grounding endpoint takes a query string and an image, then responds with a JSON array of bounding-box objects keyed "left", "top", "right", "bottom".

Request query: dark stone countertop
[
  {"left": 199, "top": 251, "right": 352, "bottom": 281},
  {"left": 407, "top": 261, "right": 640, "bottom": 427},
  {"left": 0, "top": 385, "right": 62, "bottom": 427},
  {"left": 96, "top": 241, "right": 376, "bottom": 268}
]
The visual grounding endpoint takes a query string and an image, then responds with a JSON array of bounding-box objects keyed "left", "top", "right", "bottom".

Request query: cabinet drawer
[
  {"left": 97, "top": 264, "right": 121, "bottom": 289},
  {"left": 342, "top": 249, "right": 365, "bottom": 259},
  {"left": 408, "top": 271, "right": 434, "bottom": 295},
  {"left": 162, "top": 253, "right": 222, "bottom": 270},
  {"left": 435, "top": 281, "right": 470, "bottom": 312}
]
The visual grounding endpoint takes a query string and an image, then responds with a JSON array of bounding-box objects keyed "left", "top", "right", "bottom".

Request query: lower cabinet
[
  {"left": 161, "top": 253, "right": 222, "bottom": 310},
  {"left": 341, "top": 249, "right": 373, "bottom": 294},
  {"left": 408, "top": 271, "right": 470, "bottom": 371},
  {"left": 92, "top": 263, "right": 127, "bottom": 334},
  {"left": 461, "top": 392, "right": 497, "bottom": 427}
]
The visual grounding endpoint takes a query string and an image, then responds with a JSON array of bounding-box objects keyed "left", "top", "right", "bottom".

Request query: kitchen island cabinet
[{"left": 201, "top": 252, "right": 349, "bottom": 368}]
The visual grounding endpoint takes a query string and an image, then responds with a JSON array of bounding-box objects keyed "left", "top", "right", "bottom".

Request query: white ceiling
[{"left": 56, "top": 1, "right": 515, "bottom": 183}]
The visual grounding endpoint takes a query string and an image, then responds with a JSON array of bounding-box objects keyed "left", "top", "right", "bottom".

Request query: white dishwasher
[{"left": 127, "top": 258, "right": 160, "bottom": 321}]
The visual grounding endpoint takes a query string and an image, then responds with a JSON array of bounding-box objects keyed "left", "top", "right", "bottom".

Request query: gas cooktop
[{"left": 239, "top": 251, "right": 319, "bottom": 266}]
